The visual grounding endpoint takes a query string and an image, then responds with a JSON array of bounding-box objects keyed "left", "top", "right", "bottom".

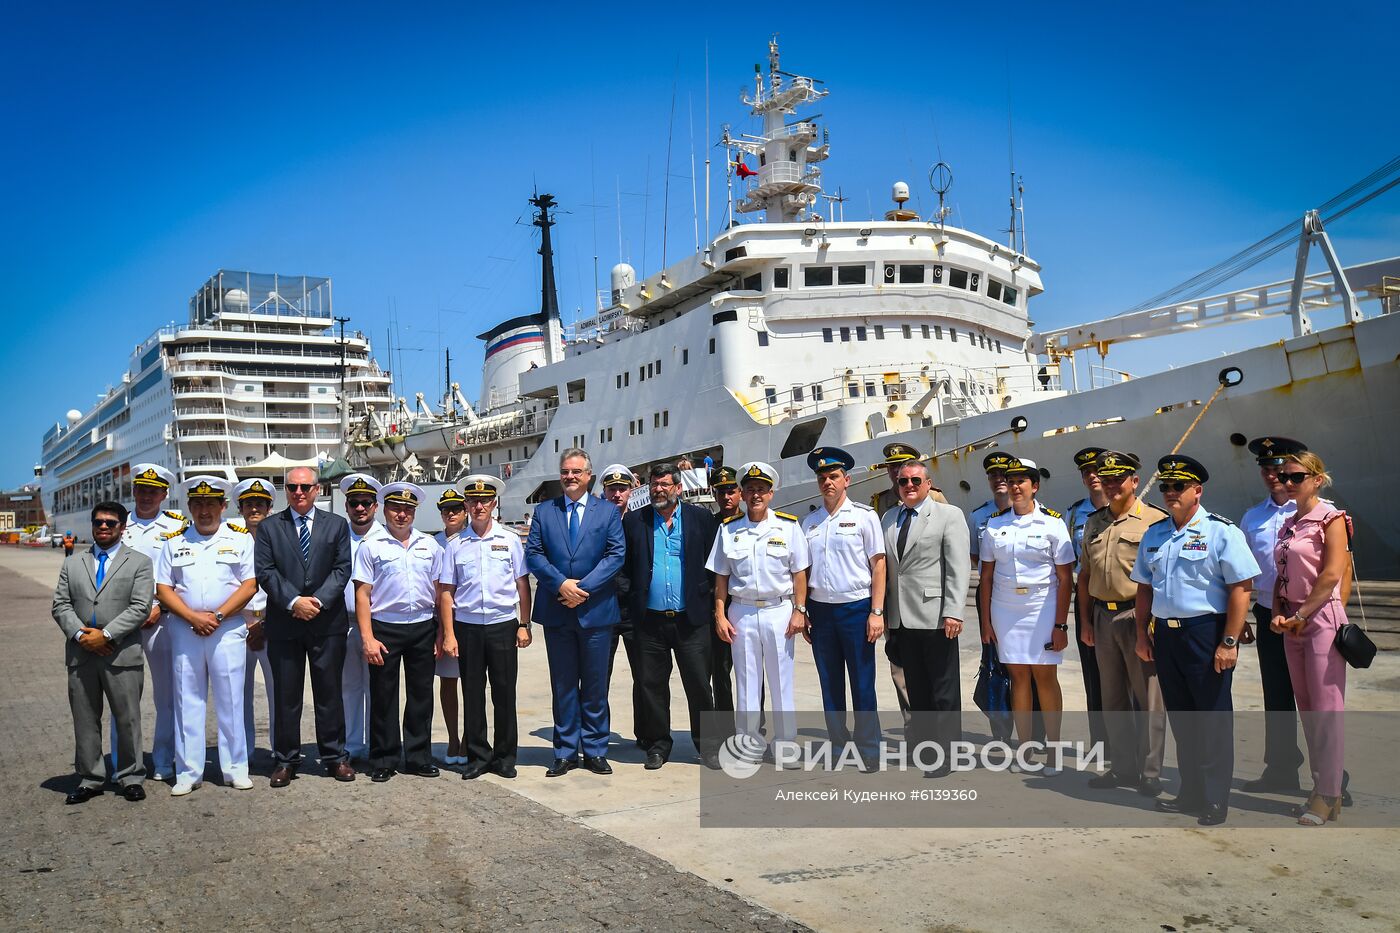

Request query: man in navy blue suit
[{"left": 525, "top": 448, "right": 626, "bottom": 776}]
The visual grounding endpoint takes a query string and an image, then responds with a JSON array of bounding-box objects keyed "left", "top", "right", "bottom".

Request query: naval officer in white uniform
[
  {"left": 977, "top": 457, "right": 1076, "bottom": 765},
  {"left": 706, "top": 462, "right": 810, "bottom": 751},
  {"left": 340, "top": 473, "right": 386, "bottom": 760},
  {"left": 235, "top": 478, "right": 277, "bottom": 754},
  {"left": 155, "top": 477, "right": 259, "bottom": 795},
  {"left": 119, "top": 462, "right": 187, "bottom": 779}
]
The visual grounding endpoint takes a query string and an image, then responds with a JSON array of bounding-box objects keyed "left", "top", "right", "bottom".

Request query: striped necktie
[{"left": 298, "top": 514, "right": 311, "bottom": 562}]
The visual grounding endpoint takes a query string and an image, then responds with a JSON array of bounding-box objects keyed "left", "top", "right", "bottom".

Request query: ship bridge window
[
  {"left": 804, "top": 266, "right": 834, "bottom": 287},
  {"left": 839, "top": 327, "right": 850, "bottom": 342},
  {"left": 1003, "top": 286, "right": 1018, "bottom": 306},
  {"left": 856, "top": 326, "right": 867, "bottom": 342},
  {"left": 712, "top": 309, "right": 738, "bottom": 325},
  {"left": 567, "top": 379, "right": 585, "bottom": 402},
  {"left": 779, "top": 417, "right": 826, "bottom": 459},
  {"left": 837, "top": 265, "right": 866, "bottom": 286},
  {"left": 874, "top": 325, "right": 885, "bottom": 340},
  {"left": 774, "top": 267, "right": 789, "bottom": 289},
  {"left": 988, "top": 281, "right": 1003, "bottom": 301},
  {"left": 742, "top": 272, "right": 762, "bottom": 291},
  {"left": 949, "top": 268, "right": 969, "bottom": 290},
  {"left": 822, "top": 328, "right": 833, "bottom": 343},
  {"left": 764, "top": 387, "right": 777, "bottom": 404},
  {"left": 899, "top": 264, "right": 924, "bottom": 284},
  {"left": 792, "top": 385, "right": 805, "bottom": 402},
  {"left": 996, "top": 339, "right": 1003, "bottom": 353},
  {"left": 950, "top": 329, "right": 958, "bottom": 343},
  {"left": 757, "top": 331, "right": 769, "bottom": 347},
  {"left": 683, "top": 349, "right": 689, "bottom": 364},
  {"left": 902, "top": 324, "right": 912, "bottom": 339}
]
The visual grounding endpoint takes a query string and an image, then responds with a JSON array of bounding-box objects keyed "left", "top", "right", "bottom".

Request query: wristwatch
[
  {"left": 1053, "top": 623, "right": 1069, "bottom": 632},
  {"left": 871, "top": 608, "right": 884, "bottom": 617},
  {"left": 794, "top": 604, "right": 808, "bottom": 616},
  {"left": 214, "top": 611, "right": 225, "bottom": 623},
  {"left": 1221, "top": 634, "right": 1239, "bottom": 648},
  {"left": 517, "top": 621, "right": 530, "bottom": 629}
]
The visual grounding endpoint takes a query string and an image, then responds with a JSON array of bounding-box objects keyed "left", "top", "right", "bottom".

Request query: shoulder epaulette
[
  {"left": 774, "top": 511, "right": 799, "bottom": 522},
  {"left": 993, "top": 507, "right": 1011, "bottom": 517},
  {"left": 1069, "top": 498, "right": 1086, "bottom": 511},
  {"left": 869, "top": 491, "right": 881, "bottom": 508},
  {"left": 851, "top": 500, "right": 874, "bottom": 512},
  {"left": 226, "top": 522, "right": 249, "bottom": 534},
  {"left": 1040, "top": 506, "right": 1062, "bottom": 519},
  {"left": 160, "top": 527, "right": 185, "bottom": 540},
  {"left": 722, "top": 513, "right": 742, "bottom": 524},
  {"left": 163, "top": 509, "right": 186, "bottom": 520},
  {"left": 1208, "top": 513, "right": 1236, "bottom": 526}
]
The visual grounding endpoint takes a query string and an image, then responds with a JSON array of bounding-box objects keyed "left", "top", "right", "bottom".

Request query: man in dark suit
[
  {"left": 622, "top": 463, "right": 721, "bottom": 770},
  {"left": 525, "top": 448, "right": 625, "bottom": 776},
  {"left": 52, "top": 501, "right": 154, "bottom": 804},
  {"left": 254, "top": 466, "right": 354, "bottom": 786}
]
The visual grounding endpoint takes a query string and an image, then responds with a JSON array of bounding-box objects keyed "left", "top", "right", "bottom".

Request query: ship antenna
[
  {"left": 703, "top": 42, "right": 711, "bottom": 252},
  {"left": 929, "top": 161, "right": 953, "bottom": 236},
  {"left": 661, "top": 62, "right": 677, "bottom": 270},
  {"left": 1006, "top": 58, "right": 1019, "bottom": 252},
  {"left": 1017, "top": 174, "right": 1028, "bottom": 258},
  {"left": 688, "top": 92, "right": 700, "bottom": 254}
]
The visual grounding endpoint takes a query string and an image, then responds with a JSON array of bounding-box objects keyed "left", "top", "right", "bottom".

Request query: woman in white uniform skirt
[{"left": 978, "top": 458, "right": 1076, "bottom": 762}]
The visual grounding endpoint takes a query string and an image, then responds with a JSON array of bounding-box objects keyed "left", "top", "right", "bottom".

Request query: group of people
[{"left": 54, "top": 436, "right": 1354, "bottom": 827}]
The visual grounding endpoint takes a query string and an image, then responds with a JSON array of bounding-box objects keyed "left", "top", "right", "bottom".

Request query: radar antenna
[{"left": 929, "top": 161, "right": 953, "bottom": 233}]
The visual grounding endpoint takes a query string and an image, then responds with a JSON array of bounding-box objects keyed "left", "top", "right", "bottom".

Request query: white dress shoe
[
  {"left": 231, "top": 776, "right": 254, "bottom": 790},
  {"left": 170, "top": 781, "right": 199, "bottom": 796}
]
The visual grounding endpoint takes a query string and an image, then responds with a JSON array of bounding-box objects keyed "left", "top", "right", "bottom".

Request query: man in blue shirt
[
  {"left": 1132, "top": 455, "right": 1260, "bottom": 826},
  {"left": 622, "top": 463, "right": 721, "bottom": 769}
]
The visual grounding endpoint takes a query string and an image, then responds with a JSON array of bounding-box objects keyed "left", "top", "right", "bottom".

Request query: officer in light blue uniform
[
  {"left": 1064, "top": 447, "right": 1106, "bottom": 559},
  {"left": 1131, "top": 454, "right": 1259, "bottom": 826}
]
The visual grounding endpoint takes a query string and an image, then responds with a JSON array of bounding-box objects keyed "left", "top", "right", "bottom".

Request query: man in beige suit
[
  {"left": 52, "top": 500, "right": 155, "bottom": 804},
  {"left": 881, "top": 461, "right": 971, "bottom": 777}
]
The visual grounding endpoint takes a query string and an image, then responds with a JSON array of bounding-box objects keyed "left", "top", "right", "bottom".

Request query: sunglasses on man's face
[
  {"left": 897, "top": 476, "right": 924, "bottom": 487},
  {"left": 347, "top": 498, "right": 376, "bottom": 509},
  {"left": 286, "top": 483, "right": 317, "bottom": 493},
  {"left": 1277, "top": 471, "right": 1313, "bottom": 485},
  {"left": 440, "top": 504, "right": 466, "bottom": 514},
  {"left": 91, "top": 518, "right": 121, "bottom": 529},
  {"left": 1158, "top": 482, "right": 1191, "bottom": 493}
]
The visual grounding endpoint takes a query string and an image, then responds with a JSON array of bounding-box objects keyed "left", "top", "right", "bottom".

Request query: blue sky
[{"left": 4, "top": 2, "right": 1397, "bottom": 489}]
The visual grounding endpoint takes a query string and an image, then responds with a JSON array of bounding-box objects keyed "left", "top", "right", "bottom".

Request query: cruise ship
[
  {"left": 39, "top": 270, "right": 393, "bottom": 533},
  {"left": 347, "top": 39, "right": 1400, "bottom": 577}
]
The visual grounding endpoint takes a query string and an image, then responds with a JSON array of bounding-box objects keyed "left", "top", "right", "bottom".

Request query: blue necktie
[
  {"left": 567, "top": 502, "right": 580, "bottom": 546},
  {"left": 95, "top": 551, "right": 108, "bottom": 589},
  {"left": 298, "top": 515, "right": 311, "bottom": 562}
]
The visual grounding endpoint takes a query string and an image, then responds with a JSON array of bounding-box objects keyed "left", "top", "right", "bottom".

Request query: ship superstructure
[{"left": 40, "top": 270, "right": 392, "bottom": 531}]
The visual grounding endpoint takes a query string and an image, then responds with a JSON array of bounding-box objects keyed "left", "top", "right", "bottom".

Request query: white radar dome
[
  {"left": 892, "top": 181, "right": 910, "bottom": 204},
  {"left": 66, "top": 409, "right": 82, "bottom": 424},
  {"left": 610, "top": 263, "right": 636, "bottom": 298},
  {"left": 223, "top": 288, "right": 249, "bottom": 309}
]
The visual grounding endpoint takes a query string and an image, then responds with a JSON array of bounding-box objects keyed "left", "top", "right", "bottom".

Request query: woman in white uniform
[{"left": 978, "top": 458, "right": 1075, "bottom": 761}]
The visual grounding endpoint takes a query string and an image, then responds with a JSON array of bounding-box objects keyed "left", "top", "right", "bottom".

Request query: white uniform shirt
[
  {"left": 801, "top": 498, "right": 884, "bottom": 603},
  {"left": 1240, "top": 496, "right": 1296, "bottom": 608},
  {"left": 351, "top": 529, "right": 443, "bottom": 624},
  {"left": 980, "top": 504, "right": 1075, "bottom": 589},
  {"left": 155, "top": 522, "right": 256, "bottom": 621},
  {"left": 436, "top": 522, "right": 526, "bottom": 625},
  {"left": 705, "top": 512, "right": 810, "bottom": 601},
  {"left": 345, "top": 522, "right": 389, "bottom": 614},
  {"left": 124, "top": 509, "right": 187, "bottom": 592}
]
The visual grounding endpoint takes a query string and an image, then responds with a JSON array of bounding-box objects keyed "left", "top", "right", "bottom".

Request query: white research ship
[
  {"left": 39, "top": 270, "right": 393, "bottom": 534},
  {"left": 326, "top": 42, "right": 1400, "bottom": 575}
]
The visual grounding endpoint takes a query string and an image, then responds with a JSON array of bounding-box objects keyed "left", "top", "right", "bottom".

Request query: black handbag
[{"left": 1335, "top": 622, "right": 1376, "bottom": 669}]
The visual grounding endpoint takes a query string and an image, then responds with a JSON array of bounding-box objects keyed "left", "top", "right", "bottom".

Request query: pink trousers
[{"left": 1282, "top": 599, "right": 1347, "bottom": 797}]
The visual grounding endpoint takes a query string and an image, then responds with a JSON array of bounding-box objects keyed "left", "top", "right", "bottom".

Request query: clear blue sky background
[{"left": 4, "top": 3, "right": 1397, "bottom": 489}]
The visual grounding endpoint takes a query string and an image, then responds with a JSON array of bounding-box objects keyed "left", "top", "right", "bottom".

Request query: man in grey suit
[
  {"left": 881, "top": 461, "right": 971, "bottom": 778},
  {"left": 51, "top": 500, "right": 154, "bottom": 804}
]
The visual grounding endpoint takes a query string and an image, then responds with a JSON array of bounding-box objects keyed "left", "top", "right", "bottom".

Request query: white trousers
[
  {"left": 730, "top": 601, "right": 796, "bottom": 743},
  {"left": 111, "top": 613, "right": 176, "bottom": 775},
  {"left": 343, "top": 623, "right": 371, "bottom": 758},
  {"left": 170, "top": 617, "right": 249, "bottom": 785},
  {"left": 242, "top": 642, "right": 275, "bottom": 753}
]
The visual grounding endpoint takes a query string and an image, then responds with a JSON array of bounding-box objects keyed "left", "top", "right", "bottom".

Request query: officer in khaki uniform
[{"left": 1077, "top": 452, "right": 1169, "bottom": 796}]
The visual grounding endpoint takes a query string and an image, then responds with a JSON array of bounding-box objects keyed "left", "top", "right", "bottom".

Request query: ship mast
[
  {"left": 724, "top": 37, "right": 829, "bottom": 224},
  {"left": 530, "top": 192, "right": 565, "bottom": 364}
]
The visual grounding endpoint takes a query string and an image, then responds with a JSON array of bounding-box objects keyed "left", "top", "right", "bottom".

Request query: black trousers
[
  {"left": 636, "top": 612, "right": 717, "bottom": 758},
  {"left": 367, "top": 619, "right": 437, "bottom": 772},
  {"left": 1075, "top": 599, "right": 1107, "bottom": 752},
  {"left": 268, "top": 631, "right": 347, "bottom": 766},
  {"left": 456, "top": 620, "right": 519, "bottom": 768},
  {"left": 608, "top": 618, "right": 645, "bottom": 744},
  {"left": 1154, "top": 614, "right": 1234, "bottom": 808},
  {"left": 710, "top": 624, "right": 735, "bottom": 713},
  {"left": 896, "top": 627, "right": 962, "bottom": 766},
  {"left": 1252, "top": 603, "right": 1303, "bottom": 776}
]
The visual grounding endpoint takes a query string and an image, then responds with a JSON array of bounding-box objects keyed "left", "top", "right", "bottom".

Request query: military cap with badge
[
  {"left": 379, "top": 482, "right": 426, "bottom": 507},
  {"left": 1247, "top": 436, "right": 1307, "bottom": 466}
]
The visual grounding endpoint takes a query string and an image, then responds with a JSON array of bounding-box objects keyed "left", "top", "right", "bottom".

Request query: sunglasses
[
  {"left": 1278, "top": 471, "right": 1313, "bottom": 485},
  {"left": 897, "top": 476, "right": 924, "bottom": 487},
  {"left": 91, "top": 518, "right": 122, "bottom": 529},
  {"left": 1158, "top": 482, "right": 1191, "bottom": 493},
  {"left": 347, "top": 498, "right": 377, "bottom": 509},
  {"left": 286, "top": 483, "right": 317, "bottom": 493},
  {"left": 440, "top": 504, "right": 467, "bottom": 513}
]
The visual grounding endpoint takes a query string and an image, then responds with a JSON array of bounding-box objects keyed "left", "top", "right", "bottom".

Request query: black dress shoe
[
  {"left": 1197, "top": 803, "right": 1228, "bottom": 826},
  {"left": 923, "top": 768, "right": 951, "bottom": 779},
  {"left": 1341, "top": 770, "right": 1353, "bottom": 807},
  {"left": 1137, "top": 776, "right": 1163, "bottom": 798},
  {"left": 120, "top": 784, "right": 146, "bottom": 802},
  {"left": 403, "top": 763, "right": 440, "bottom": 778},
  {"left": 460, "top": 761, "right": 490, "bottom": 780},
  {"left": 64, "top": 786, "right": 104, "bottom": 805},
  {"left": 701, "top": 752, "right": 722, "bottom": 771},
  {"left": 1154, "top": 795, "right": 1203, "bottom": 816},
  {"left": 1242, "top": 771, "right": 1301, "bottom": 793},
  {"left": 1087, "top": 770, "right": 1140, "bottom": 790},
  {"left": 644, "top": 751, "right": 666, "bottom": 771},
  {"left": 370, "top": 768, "right": 395, "bottom": 783},
  {"left": 583, "top": 755, "right": 613, "bottom": 775},
  {"left": 545, "top": 757, "right": 578, "bottom": 777},
  {"left": 488, "top": 761, "right": 517, "bottom": 779}
]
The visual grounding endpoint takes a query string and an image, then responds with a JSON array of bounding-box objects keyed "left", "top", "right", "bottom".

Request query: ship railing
[
  {"left": 174, "top": 407, "right": 341, "bottom": 421},
  {"left": 162, "top": 322, "right": 371, "bottom": 340},
  {"left": 446, "top": 406, "right": 558, "bottom": 448},
  {"left": 168, "top": 362, "right": 357, "bottom": 378},
  {"left": 176, "top": 426, "right": 342, "bottom": 440},
  {"left": 173, "top": 345, "right": 367, "bottom": 361}
]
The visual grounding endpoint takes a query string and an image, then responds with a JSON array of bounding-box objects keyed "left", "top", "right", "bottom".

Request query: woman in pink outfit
[{"left": 1271, "top": 450, "right": 1349, "bottom": 826}]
